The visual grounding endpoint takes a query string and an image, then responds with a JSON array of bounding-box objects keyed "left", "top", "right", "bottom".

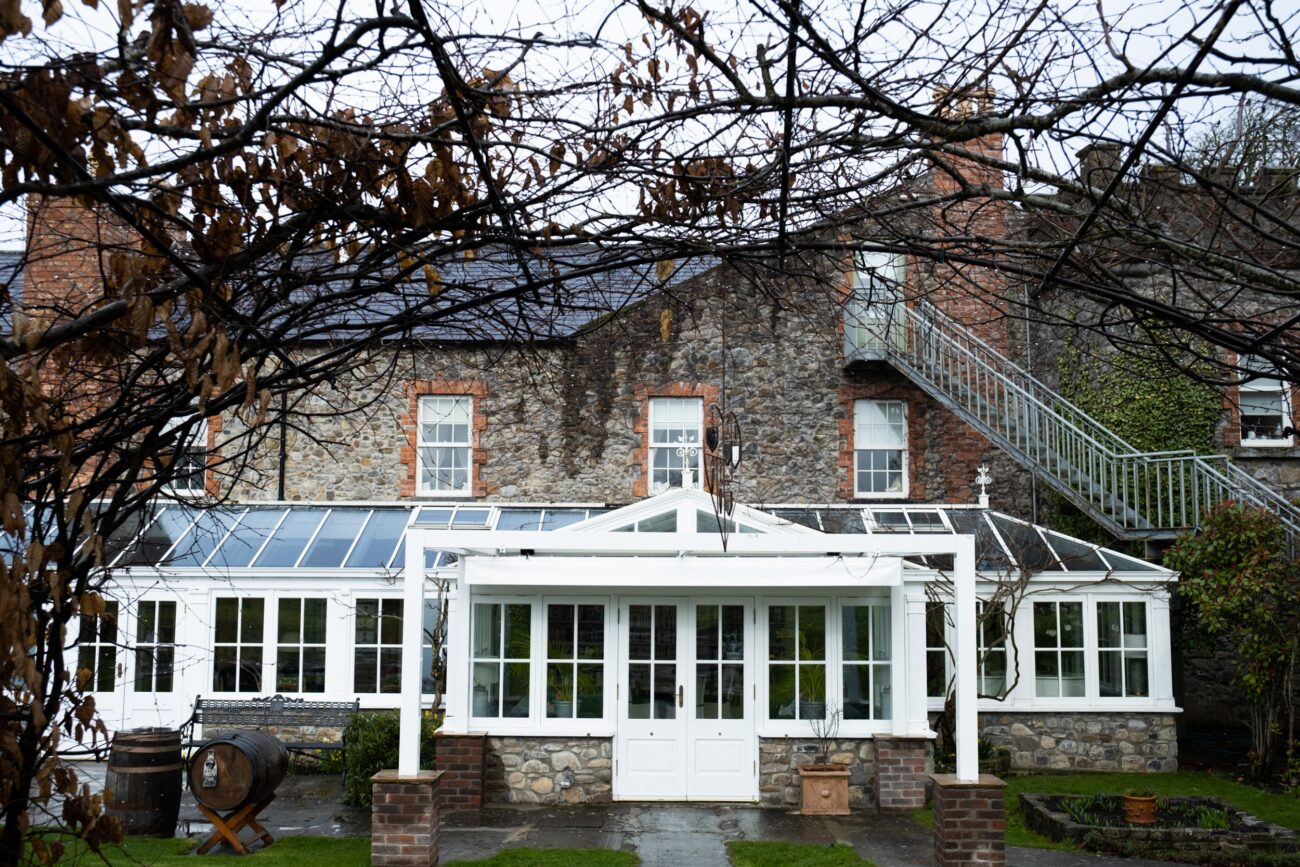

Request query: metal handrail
[{"left": 845, "top": 301, "right": 1300, "bottom": 547}]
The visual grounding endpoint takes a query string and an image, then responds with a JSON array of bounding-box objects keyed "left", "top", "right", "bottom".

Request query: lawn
[
  {"left": 912, "top": 771, "right": 1300, "bottom": 850},
  {"left": 25, "top": 835, "right": 373, "bottom": 866},
  {"left": 728, "top": 841, "right": 876, "bottom": 867}
]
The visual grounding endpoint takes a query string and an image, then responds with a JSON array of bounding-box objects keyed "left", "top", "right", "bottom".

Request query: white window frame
[
  {"left": 353, "top": 596, "right": 405, "bottom": 695},
  {"left": 648, "top": 397, "right": 704, "bottom": 492},
  {"left": 840, "top": 602, "right": 892, "bottom": 722},
  {"left": 133, "top": 599, "right": 176, "bottom": 693},
  {"left": 417, "top": 395, "right": 473, "bottom": 496},
  {"left": 844, "top": 251, "right": 905, "bottom": 357},
  {"left": 469, "top": 597, "right": 535, "bottom": 723},
  {"left": 1031, "top": 599, "right": 1086, "bottom": 700},
  {"left": 540, "top": 596, "right": 612, "bottom": 729},
  {"left": 79, "top": 601, "right": 120, "bottom": 693},
  {"left": 925, "top": 599, "right": 1008, "bottom": 704},
  {"left": 161, "top": 415, "right": 208, "bottom": 496},
  {"left": 853, "top": 400, "right": 908, "bottom": 498},
  {"left": 212, "top": 596, "right": 266, "bottom": 693},
  {"left": 1239, "top": 356, "right": 1294, "bottom": 447},
  {"left": 1096, "top": 599, "right": 1151, "bottom": 699},
  {"left": 761, "top": 599, "right": 829, "bottom": 726},
  {"left": 274, "top": 596, "right": 329, "bottom": 694}
]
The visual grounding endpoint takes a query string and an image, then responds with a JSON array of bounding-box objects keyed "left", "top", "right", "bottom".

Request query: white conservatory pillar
[
  {"left": 398, "top": 530, "right": 426, "bottom": 776},
  {"left": 902, "top": 589, "right": 930, "bottom": 736},
  {"left": 952, "top": 534, "right": 979, "bottom": 782}
]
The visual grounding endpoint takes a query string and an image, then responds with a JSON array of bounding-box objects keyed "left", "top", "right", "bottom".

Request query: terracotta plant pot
[
  {"left": 798, "top": 763, "right": 850, "bottom": 816},
  {"left": 1122, "top": 794, "right": 1158, "bottom": 825}
]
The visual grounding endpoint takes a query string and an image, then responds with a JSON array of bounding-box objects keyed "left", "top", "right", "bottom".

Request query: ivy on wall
[{"left": 1047, "top": 341, "right": 1223, "bottom": 546}]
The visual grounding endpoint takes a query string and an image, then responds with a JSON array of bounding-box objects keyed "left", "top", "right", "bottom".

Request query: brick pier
[
  {"left": 874, "top": 737, "right": 932, "bottom": 812},
  {"left": 433, "top": 732, "right": 487, "bottom": 812},
  {"left": 931, "top": 773, "right": 1007, "bottom": 867},
  {"left": 370, "top": 769, "right": 442, "bottom": 867}
]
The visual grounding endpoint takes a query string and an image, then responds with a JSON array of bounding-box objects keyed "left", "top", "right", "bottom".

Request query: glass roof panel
[
  {"left": 166, "top": 508, "right": 244, "bottom": 567},
  {"left": 821, "top": 510, "right": 867, "bottom": 533},
  {"left": 1040, "top": 531, "right": 1109, "bottom": 572},
  {"left": 452, "top": 508, "right": 492, "bottom": 528},
  {"left": 636, "top": 511, "right": 675, "bottom": 532},
  {"left": 696, "top": 510, "right": 734, "bottom": 534},
  {"left": 908, "top": 510, "right": 948, "bottom": 532},
  {"left": 770, "top": 509, "right": 821, "bottom": 530},
  {"left": 206, "top": 508, "right": 285, "bottom": 568},
  {"left": 944, "top": 510, "right": 1011, "bottom": 571},
  {"left": 496, "top": 509, "right": 544, "bottom": 531},
  {"left": 867, "top": 510, "right": 911, "bottom": 531},
  {"left": 414, "top": 507, "right": 454, "bottom": 527},
  {"left": 345, "top": 509, "right": 410, "bottom": 568},
  {"left": 253, "top": 508, "right": 328, "bottom": 567},
  {"left": 1103, "top": 550, "right": 1163, "bottom": 572},
  {"left": 989, "top": 514, "right": 1057, "bottom": 573},
  {"left": 541, "top": 509, "right": 588, "bottom": 530},
  {"left": 299, "top": 509, "right": 370, "bottom": 568}
]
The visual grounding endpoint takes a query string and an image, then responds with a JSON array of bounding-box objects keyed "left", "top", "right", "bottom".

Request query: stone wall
[
  {"left": 979, "top": 712, "right": 1178, "bottom": 772},
  {"left": 484, "top": 736, "right": 612, "bottom": 805},
  {"left": 758, "top": 737, "right": 876, "bottom": 808}
]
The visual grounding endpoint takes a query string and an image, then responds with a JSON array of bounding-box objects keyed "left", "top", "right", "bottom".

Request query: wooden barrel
[
  {"left": 105, "top": 727, "right": 183, "bottom": 837},
  {"left": 187, "top": 731, "right": 288, "bottom": 812}
]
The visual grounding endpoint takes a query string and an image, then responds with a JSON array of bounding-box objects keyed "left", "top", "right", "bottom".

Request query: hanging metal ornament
[{"left": 704, "top": 403, "right": 743, "bottom": 550}]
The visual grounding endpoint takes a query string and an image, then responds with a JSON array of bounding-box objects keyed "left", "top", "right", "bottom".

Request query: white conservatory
[{"left": 77, "top": 487, "right": 1178, "bottom": 806}]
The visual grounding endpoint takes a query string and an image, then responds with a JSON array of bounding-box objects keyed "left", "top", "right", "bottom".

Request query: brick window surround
[
  {"left": 1223, "top": 354, "right": 1299, "bottom": 448},
  {"left": 838, "top": 384, "right": 927, "bottom": 501},
  {"left": 631, "top": 383, "right": 720, "bottom": 498},
  {"left": 401, "top": 380, "right": 488, "bottom": 498}
]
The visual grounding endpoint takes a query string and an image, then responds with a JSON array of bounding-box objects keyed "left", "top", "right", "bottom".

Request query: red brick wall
[
  {"left": 400, "top": 381, "right": 489, "bottom": 498},
  {"left": 370, "top": 769, "right": 442, "bottom": 866},
  {"left": 873, "top": 737, "right": 932, "bottom": 812},
  {"left": 24, "top": 196, "right": 134, "bottom": 319},
  {"left": 433, "top": 732, "right": 486, "bottom": 812},
  {"left": 932, "top": 773, "right": 1007, "bottom": 867},
  {"left": 630, "top": 383, "right": 720, "bottom": 498}
]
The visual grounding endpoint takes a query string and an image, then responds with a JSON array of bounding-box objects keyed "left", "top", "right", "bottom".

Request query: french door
[{"left": 616, "top": 598, "right": 755, "bottom": 800}]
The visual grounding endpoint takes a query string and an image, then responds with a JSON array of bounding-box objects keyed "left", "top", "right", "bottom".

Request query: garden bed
[{"left": 1020, "top": 793, "right": 1298, "bottom": 862}]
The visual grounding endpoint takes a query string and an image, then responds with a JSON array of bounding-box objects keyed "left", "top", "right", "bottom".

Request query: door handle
[{"left": 678, "top": 685, "right": 684, "bottom": 708}]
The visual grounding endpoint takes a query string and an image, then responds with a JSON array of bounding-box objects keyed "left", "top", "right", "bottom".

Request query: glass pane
[
  {"left": 653, "top": 663, "right": 676, "bottom": 720},
  {"left": 156, "top": 646, "right": 174, "bottom": 692},
  {"left": 541, "top": 509, "right": 588, "bottom": 530},
  {"left": 344, "top": 510, "right": 409, "bottom": 568},
  {"left": 473, "top": 604, "right": 500, "bottom": 658},
  {"left": 472, "top": 662, "right": 500, "bottom": 716},
  {"left": 134, "top": 647, "right": 154, "bottom": 692},
  {"left": 1126, "top": 652, "right": 1149, "bottom": 697},
  {"left": 981, "top": 650, "right": 1007, "bottom": 696},
  {"left": 241, "top": 599, "right": 264, "bottom": 643},
  {"left": 696, "top": 605, "right": 719, "bottom": 661},
  {"left": 720, "top": 606, "right": 744, "bottom": 660},
  {"left": 137, "top": 602, "right": 157, "bottom": 644},
  {"left": 926, "top": 602, "right": 946, "bottom": 647},
  {"left": 798, "top": 606, "right": 825, "bottom": 660},
  {"left": 354, "top": 648, "right": 377, "bottom": 693},
  {"left": 577, "top": 663, "right": 604, "bottom": 719},
  {"left": 159, "top": 601, "right": 176, "bottom": 644},
  {"left": 577, "top": 605, "right": 604, "bottom": 659},
  {"left": 97, "top": 647, "right": 116, "bottom": 692},
  {"left": 380, "top": 599, "right": 404, "bottom": 645},
  {"left": 696, "top": 664, "right": 719, "bottom": 719},
  {"left": 769, "top": 664, "right": 795, "bottom": 719},
  {"left": 1097, "top": 602, "right": 1120, "bottom": 649},
  {"left": 548, "top": 663, "right": 574, "bottom": 718},
  {"left": 214, "top": 645, "right": 237, "bottom": 691},
  {"left": 654, "top": 606, "right": 676, "bottom": 660},
  {"left": 379, "top": 647, "right": 402, "bottom": 693},
  {"left": 1033, "top": 602, "right": 1058, "bottom": 648},
  {"left": 303, "top": 647, "right": 325, "bottom": 692},
  {"left": 843, "top": 665, "right": 871, "bottom": 720},
  {"left": 927, "top": 649, "right": 948, "bottom": 698},
  {"left": 547, "top": 605, "right": 575, "bottom": 660},
  {"left": 1123, "top": 602, "right": 1147, "bottom": 647},
  {"left": 168, "top": 509, "right": 242, "bottom": 566},
  {"left": 253, "top": 508, "right": 328, "bottom": 567},
  {"left": 720, "top": 664, "right": 744, "bottom": 719},
  {"left": 842, "top": 607, "right": 871, "bottom": 662},
  {"left": 1061, "top": 651, "right": 1085, "bottom": 696},
  {"left": 799, "top": 663, "right": 826, "bottom": 709},
  {"left": 504, "top": 604, "right": 530, "bottom": 659},
  {"left": 208, "top": 508, "right": 285, "bottom": 568},
  {"left": 629, "top": 605, "right": 651, "bottom": 660},
  {"left": 1059, "top": 602, "right": 1084, "bottom": 648},
  {"left": 1099, "top": 650, "right": 1122, "bottom": 698},
  {"left": 872, "top": 606, "right": 891, "bottom": 660},
  {"left": 239, "top": 647, "right": 262, "bottom": 692},
  {"left": 504, "top": 662, "right": 530, "bottom": 717},
  {"left": 628, "top": 663, "right": 651, "bottom": 719},
  {"left": 638, "top": 511, "right": 677, "bottom": 533},
  {"left": 496, "top": 509, "right": 544, "bottom": 531},
  {"left": 299, "top": 509, "right": 368, "bottom": 568},
  {"left": 1035, "top": 652, "right": 1059, "bottom": 697},
  {"left": 100, "top": 603, "right": 119, "bottom": 644},
  {"left": 276, "top": 647, "right": 300, "bottom": 692},
  {"left": 278, "top": 598, "right": 302, "bottom": 643},
  {"left": 873, "top": 664, "right": 891, "bottom": 718},
  {"left": 357, "top": 599, "right": 380, "bottom": 646},
  {"left": 303, "top": 599, "right": 327, "bottom": 644},
  {"left": 215, "top": 598, "right": 238, "bottom": 643},
  {"left": 768, "top": 606, "right": 795, "bottom": 661}
]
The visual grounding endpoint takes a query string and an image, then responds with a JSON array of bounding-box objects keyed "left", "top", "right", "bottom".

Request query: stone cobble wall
[
  {"left": 979, "top": 712, "right": 1178, "bottom": 772},
  {"left": 484, "top": 736, "right": 612, "bottom": 805},
  {"left": 223, "top": 258, "right": 1034, "bottom": 512},
  {"left": 758, "top": 737, "right": 876, "bottom": 808}
]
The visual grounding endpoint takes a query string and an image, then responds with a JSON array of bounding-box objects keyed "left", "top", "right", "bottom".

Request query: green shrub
[{"left": 341, "top": 710, "right": 439, "bottom": 806}]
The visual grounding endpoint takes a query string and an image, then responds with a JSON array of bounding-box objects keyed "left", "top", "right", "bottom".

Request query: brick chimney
[
  {"left": 1077, "top": 143, "right": 1124, "bottom": 191},
  {"left": 23, "top": 195, "right": 133, "bottom": 322}
]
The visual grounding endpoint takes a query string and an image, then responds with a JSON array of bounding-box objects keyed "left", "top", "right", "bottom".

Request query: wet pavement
[{"left": 66, "top": 760, "right": 1179, "bottom": 866}]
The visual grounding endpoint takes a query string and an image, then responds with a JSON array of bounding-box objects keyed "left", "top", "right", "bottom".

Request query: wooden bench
[{"left": 181, "top": 694, "right": 360, "bottom": 766}]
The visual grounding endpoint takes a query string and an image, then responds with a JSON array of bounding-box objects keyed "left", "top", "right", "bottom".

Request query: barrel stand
[{"left": 195, "top": 794, "right": 276, "bottom": 855}]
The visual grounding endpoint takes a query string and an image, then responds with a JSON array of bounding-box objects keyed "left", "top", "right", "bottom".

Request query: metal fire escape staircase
[{"left": 845, "top": 300, "right": 1300, "bottom": 551}]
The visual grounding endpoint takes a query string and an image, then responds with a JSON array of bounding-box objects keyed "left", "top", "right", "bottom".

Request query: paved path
[{"left": 66, "top": 760, "right": 1178, "bottom": 866}]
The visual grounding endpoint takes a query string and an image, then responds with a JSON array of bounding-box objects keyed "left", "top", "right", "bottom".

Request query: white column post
[
  {"left": 953, "top": 535, "right": 979, "bottom": 782},
  {"left": 398, "top": 530, "right": 425, "bottom": 776},
  {"left": 889, "top": 582, "right": 909, "bottom": 736},
  {"left": 1151, "top": 592, "right": 1174, "bottom": 705},
  {"left": 903, "top": 589, "right": 931, "bottom": 737},
  {"left": 442, "top": 569, "right": 469, "bottom": 732}
]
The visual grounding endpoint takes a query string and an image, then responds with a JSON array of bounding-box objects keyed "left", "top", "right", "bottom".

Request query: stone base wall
[
  {"left": 978, "top": 712, "right": 1177, "bottom": 772},
  {"left": 758, "top": 738, "right": 876, "bottom": 808},
  {"left": 485, "top": 736, "right": 612, "bottom": 804}
]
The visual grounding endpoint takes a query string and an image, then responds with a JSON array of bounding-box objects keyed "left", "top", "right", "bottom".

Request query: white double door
[{"left": 616, "top": 597, "right": 755, "bottom": 801}]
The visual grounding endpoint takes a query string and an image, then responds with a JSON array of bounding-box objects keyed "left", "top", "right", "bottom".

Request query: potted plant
[
  {"left": 552, "top": 668, "right": 574, "bottom": 718},
  {"left": 798, "top": 705, "right": 849, "bottom": 816},
  {"left": 1122, "top": 788, "right": 1158, "bottom": 825},
  {"left": 799, "top": 664, "right": 826, "bottom": 720}
]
